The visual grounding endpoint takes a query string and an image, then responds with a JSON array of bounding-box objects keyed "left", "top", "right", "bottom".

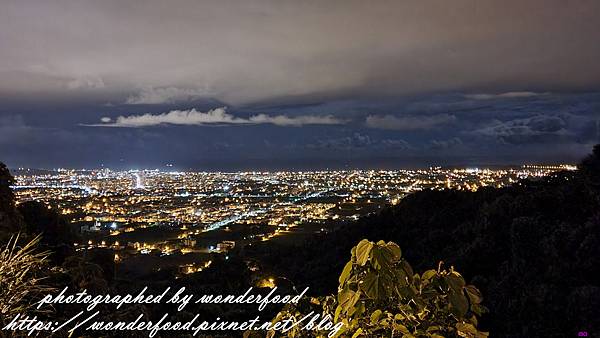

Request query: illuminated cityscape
[{"left": 11, "top": 165, "right": 575, "bottom": 277}]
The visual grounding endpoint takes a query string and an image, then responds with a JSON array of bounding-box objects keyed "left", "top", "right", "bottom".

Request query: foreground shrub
[
  {"left": 255, "top": 239, "right": 488, "bottom": 338},
  {"left": 0, "top": 235, "right": 53, "bottom": 327}
]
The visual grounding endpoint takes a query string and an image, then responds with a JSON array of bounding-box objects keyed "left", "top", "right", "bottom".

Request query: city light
[{"left": 11, "top": 165, "right": 574, "bottom": 274}]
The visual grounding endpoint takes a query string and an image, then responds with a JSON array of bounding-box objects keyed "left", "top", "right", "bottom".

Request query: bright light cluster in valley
[{"left": 11, "top": 165, "right": 575, "bottom": 277}]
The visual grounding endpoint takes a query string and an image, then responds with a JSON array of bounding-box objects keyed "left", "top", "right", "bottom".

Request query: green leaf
[
  {"left": 393, "top": 323, "right": 410, "bottom": 334},
  {"left": 449, "top": 292, "right": 469, "bottom": 317},
  {"left": 413, "top": 273, "right": 421, "bottom": 288},
  {"left": 334, "top": 304, "right": 342, "bottom": 322},
  {"left": 351, "top": 328, "right": 363, "bottom": 338},
  {"left": 338, "top": 287, "right": 353, "bottom": 311},
  {"left": 331, "top": 323, "right": 348, "bottom": 338},
  {"left": 446, "top": 273, "right": 465, "bottom": 290},
  {"left": 339, "top": 287, "right": 361, "bottom": 314},
  {"left": 445, "top": 274, "right": 465, "bottom": 292},
  {"left": 385, "top": 242, "right": 402, "bottom": 259},
  {"left": 393, "top": 268, "right": 409, "bottom": 287},
  {"left": 422, "top": 269, "right": 437, "bottom": 281},
  {"left": 456, "top": 322, "right": 478, "bottom": 335},
  {"left": 352, "top": 301, "right": 366, "bottom": 317},
  {"left": 355, "top": 240, "right": 373, "bottom": 266},
  {"left": 426, "top": 325, "right": 441, "bottom": 333},
  {"left": 361, "top": 271, "right": 387, "bottom": 299},
  {"left": 417, "top": 308, "right": 429, "bottom": 320},
  {"left": 371, "top": 245, "right": 394, "bottom": 270},
  {"left": 370, "top": 309, "right": 382, "bottom": 324},
  {"left": 465, "top": 285, "right": 483, "bottom": 304},
  {"left": 339, "top": 261, "right": 353, "bottom": 285}
]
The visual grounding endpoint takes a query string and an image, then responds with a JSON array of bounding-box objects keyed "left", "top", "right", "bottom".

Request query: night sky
[{"left": 1, "top": 0, "right": 599, "bottom": 170}]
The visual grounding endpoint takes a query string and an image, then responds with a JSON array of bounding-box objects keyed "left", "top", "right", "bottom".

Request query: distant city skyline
[{"left": 8, "top": 161, "right": 580, "bottom": 172}]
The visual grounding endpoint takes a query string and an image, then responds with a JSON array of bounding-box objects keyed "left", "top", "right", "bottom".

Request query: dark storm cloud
[
  {"left": 2, "top": 92, "right": 599, "bottom": 168},
  {"left": 1, "top": 1, "right": 600, "bottom": 169},
  {"left": 474, "top": 115, "right": 571, "bottom": 144},
  {"left": 365, "top": 114, "right": 456, "bottom": 131},
  {"left": 1, "top": 0, "right": 599, "bottom": 105},
  {"left": 428, "top": 137, "right": 463, "bottom": 150},
  {"left": 307, "top": 133, "right": 411, "bottom": 151}
]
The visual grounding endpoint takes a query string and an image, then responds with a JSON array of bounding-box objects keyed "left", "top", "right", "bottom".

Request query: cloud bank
[
  {"left": 87, "top": 107, "right": 346, "bottom": 127},
  {"left": 1, "top": 2, "right": 599, "bottom": 104},
  {"left": 365, "top": 114, "right": 456, "bottom": 130},
  {"left": 126, "top": 87, "right": 212, "bottom": 104},
  {"left": 308, "top": 133, "right": 411, "bottom": 150},
  {"left": 474, "top": 114, "right": 571, "bottom": 144},
  {"left": 464, "top": 92, "right": 547, "bottom": 100}
]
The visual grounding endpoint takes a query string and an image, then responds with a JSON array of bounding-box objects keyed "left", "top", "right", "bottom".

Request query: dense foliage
[{"left": 254, "top": 239, "right": 487, "bottom": 338}]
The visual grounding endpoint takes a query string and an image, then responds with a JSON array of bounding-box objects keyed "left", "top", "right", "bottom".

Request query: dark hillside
[{"left": 251, "top": 145, "right": 600, "bottom": 337}]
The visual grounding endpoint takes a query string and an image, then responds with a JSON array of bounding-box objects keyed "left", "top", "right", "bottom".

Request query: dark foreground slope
[{"left": 251, "top": 146, "right": 600, "bottom": 337}]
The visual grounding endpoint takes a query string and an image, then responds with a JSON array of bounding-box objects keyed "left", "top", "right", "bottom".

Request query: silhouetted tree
[
  {"left": 19, "top": 201, "right": 74, "bottom": 242},
  {"left": 579, "top": 143, "right": 600, "bottom": 188},
  {"left": 0, "top": 162, "right": 23, "bottom": 243}
]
